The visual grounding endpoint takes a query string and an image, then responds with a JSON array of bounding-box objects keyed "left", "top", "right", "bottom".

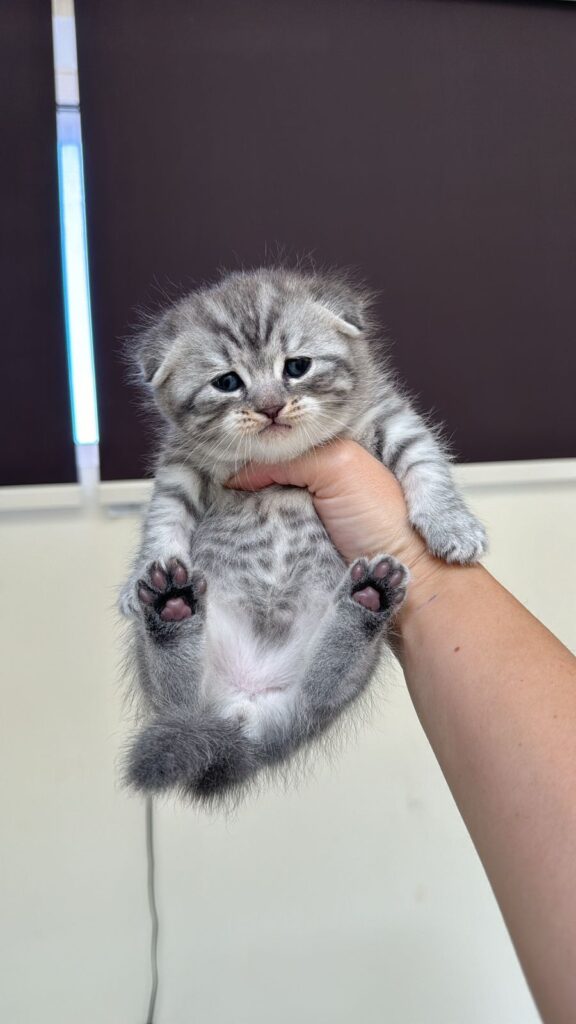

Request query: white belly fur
[{"left": 199, "top": 597, "right": 308, "bottom": 739}]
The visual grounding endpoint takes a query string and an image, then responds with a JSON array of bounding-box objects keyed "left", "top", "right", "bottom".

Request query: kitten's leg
[
  {"left": 297, "top": 554, "right": 408, "bottom": 733},
  {"left": 121, "top": 463, "right": 215, "bottom": 794},
  {"left": 132, "top": 559, "right": 208, "bottom": 704},
  {"left": 377, "top": 400, "right": 487, "bottom": 564},
  {"left": 125, "top": 563, "right": 216, "bottom": 793},
  {"left": 127, "top": 564, "right": 260, "bottom": 801},
  {"left": 119, "top": 461, "right": 205, "bottom": 617},
  {"left": 125, "top": 705, "right": 256, "bottom": 800}
]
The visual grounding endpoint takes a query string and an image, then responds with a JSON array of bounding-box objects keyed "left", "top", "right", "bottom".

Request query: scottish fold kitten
[{"left": 120, "top": 267, "right": 486, "bottom": 802}]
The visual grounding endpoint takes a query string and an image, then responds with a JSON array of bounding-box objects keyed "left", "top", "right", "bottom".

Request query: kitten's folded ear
[
  {"left": 308, "top": 270, "right": 375, "bottom": 339},
  {"left": 314, "top": 305, "right": 363, "bottom": 338},
  {"left": 133, "top": 308, "right": 181, "bottom": 386}
]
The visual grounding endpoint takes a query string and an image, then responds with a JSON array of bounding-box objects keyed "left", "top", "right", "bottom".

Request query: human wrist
[
  {"left": 396, "top": 554, "right": 487, "bottom": 657},
  {"left": 355, "top": 513, "right": 456, "bottom": 629},
  {"left": 392, "top": 530, "right": 463, "bottom": 627}
]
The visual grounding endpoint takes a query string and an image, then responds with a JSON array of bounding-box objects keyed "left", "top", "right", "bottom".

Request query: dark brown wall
[
  {"left": 76, "top": 0, "right": 576, "bottom": 480},
  {"left": 1, "top": 1, "right": 76, "bottom": 486}
]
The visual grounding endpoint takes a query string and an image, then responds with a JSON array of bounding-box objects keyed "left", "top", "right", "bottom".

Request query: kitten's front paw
[
  {"left": 412, "top": 508, "right": 487, "bottom": 565},
  {"left": 136, "top": 559, "right": 207, "bottom": 625},
  {"left": 345, "top": 555, "right": 408, "bottom": 621}
]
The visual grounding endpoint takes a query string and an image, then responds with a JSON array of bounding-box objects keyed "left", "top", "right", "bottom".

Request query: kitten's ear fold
[
  {"left": 331, "top": 311, "right": 363, "bottom": 338},
  {"left": 314, "top": 303, "right": 364, "bottom": 339},
  {"left": 309, "top": 271, "right": 373, "bottom": 338},
  {"left": 134, "top": 309, "right": 181, "bottom": 386}
]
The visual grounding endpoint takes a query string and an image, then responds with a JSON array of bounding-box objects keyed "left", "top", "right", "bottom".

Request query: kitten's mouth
[{"left": 259, "top": 423, "right": 292, "bottom": 435}]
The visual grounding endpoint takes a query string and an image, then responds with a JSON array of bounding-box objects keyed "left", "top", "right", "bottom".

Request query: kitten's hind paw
[
  {"left": 136, "top": 559, "right": 206, "bottom": 631},
  {"left": 125, "top": 712, "right": 254, "bottom": 801},
  {"left": 345, "top": 555, "right": 408, "bottom": 621},
  {"left": 126, "top": 720, "right": 182, "bottom": 793}
]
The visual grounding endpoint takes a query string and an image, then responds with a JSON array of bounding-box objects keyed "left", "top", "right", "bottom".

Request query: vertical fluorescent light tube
[
  {"left": 53, "top": 2, "right": 99, "bottom": 448},
  {"left": 57, "top": 113, "right": 99, "bottom": 446}
]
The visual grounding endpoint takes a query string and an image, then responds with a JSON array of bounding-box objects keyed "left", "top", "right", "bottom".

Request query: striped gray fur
[{"left": 120, "top": 266, "right": 486, "bottom": 804}]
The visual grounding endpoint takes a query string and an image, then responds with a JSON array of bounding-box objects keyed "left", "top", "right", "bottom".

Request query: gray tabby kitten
[{"left": 120, "top": 267, "right": 486, "bottom": 803}]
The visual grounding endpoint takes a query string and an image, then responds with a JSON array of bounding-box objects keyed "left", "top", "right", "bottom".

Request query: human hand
[{"left": 227, "top": 438, "right": 432, "bottom": 571}]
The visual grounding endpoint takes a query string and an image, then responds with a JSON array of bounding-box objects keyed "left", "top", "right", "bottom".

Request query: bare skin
[{"left": 229, "top": 438, "right": 576, "bottom": 1024}]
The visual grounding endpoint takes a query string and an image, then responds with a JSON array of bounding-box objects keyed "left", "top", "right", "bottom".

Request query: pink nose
[{"left": 257, "top": 405, "right": 284, "bottom": 420}]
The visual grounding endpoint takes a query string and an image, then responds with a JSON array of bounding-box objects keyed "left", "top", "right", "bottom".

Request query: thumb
[
  {"left": 226, "top": 441, "right": 353, "bottom": 494},
  {"left": 227, "top": 439, "right": 376, "bottom": 502},
  {"left": 226, "top": 457, "right": 313, "bottom": 492}
]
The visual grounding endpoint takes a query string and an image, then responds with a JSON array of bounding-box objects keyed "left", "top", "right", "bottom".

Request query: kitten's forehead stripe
[
  {"left": 219, "top": 327, "right": 244, "bottom": 354},
  {"left": 263, "top": 304, "right": 279, "bottom": 344},
  {"left": 202, "top": 314, "right": 244, "bottom": 352},
  {"left": 246, "top": 313, "right": 265, "bottom": 350}
]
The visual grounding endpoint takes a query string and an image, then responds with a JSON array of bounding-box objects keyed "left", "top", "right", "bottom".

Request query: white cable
[{"left": 145, "top": 797, "right": 160, "bottom": 1024}]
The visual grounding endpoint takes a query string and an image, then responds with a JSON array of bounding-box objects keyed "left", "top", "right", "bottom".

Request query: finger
[
  {"left": 226, "top": 463, "right": 292, "bottom": 490},
  {"left": 227, "top": 440, "right": 362, "bottom": 495}
]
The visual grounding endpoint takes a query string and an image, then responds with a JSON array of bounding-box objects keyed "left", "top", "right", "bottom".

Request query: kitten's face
[{"left": 143, "top": 270, "right": 372, "bottom": 472}]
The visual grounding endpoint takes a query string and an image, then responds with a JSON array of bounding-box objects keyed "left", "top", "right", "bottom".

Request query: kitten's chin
[{"left": 251, "top": 425, "right": 330, "bottom": 463}]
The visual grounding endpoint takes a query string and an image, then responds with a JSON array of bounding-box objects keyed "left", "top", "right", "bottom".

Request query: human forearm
[
  {"left": 230, "top": 439, "right": 576, "bottom": 1021},
  {"left": 399, "top": 562, "right": 576, "bottom": 1024}
]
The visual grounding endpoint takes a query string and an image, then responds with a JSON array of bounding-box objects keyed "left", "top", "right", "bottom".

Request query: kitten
[{"left": 120, "top": 267, "right": 486, "bottom": 803}]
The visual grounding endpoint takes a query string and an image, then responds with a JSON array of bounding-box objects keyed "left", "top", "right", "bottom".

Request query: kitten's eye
[
  {"left": 284, "top": 357, "right": 311, "bottom": 379},
  {"left": 212, "top": 371, "right": 244, "bottom": 393}
]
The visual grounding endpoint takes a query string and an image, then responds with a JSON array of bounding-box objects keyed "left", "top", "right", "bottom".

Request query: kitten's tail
[{"left": 124, "top": 708, "right": 258, "bottom": 803}]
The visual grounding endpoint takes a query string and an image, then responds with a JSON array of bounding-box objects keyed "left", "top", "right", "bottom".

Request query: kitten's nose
[{"left": 257, "top": 404, "right": 284, "bottom": 421}]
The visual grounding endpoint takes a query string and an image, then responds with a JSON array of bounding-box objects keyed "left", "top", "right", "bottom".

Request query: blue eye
[
  {"left": 284, "top": 357, "right": 311, "bottom": 379},
  {"left": 212, "top": 372, "right": 244, "bottom": 393}
]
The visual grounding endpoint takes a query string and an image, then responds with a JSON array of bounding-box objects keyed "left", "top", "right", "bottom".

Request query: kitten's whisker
[
  {"left": 196, "top": 431, "right": 239, "bottom": 473},
  {"left": 170, "top": 427, "right": 238, "bottom": 473},
  {"left": 299, "top": 419, "right": 322, "bottom": 477},
  {"left": 311, "top": 410, "right": 353, "bottom": 433}
]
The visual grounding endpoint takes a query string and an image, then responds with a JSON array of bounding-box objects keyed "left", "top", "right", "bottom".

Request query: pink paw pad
[
  {"left": 352, "top": 586, "right": 381, "bottom": 612},
  {"left": 160, "top": 598, "right": 192, "bottom": 622}
]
